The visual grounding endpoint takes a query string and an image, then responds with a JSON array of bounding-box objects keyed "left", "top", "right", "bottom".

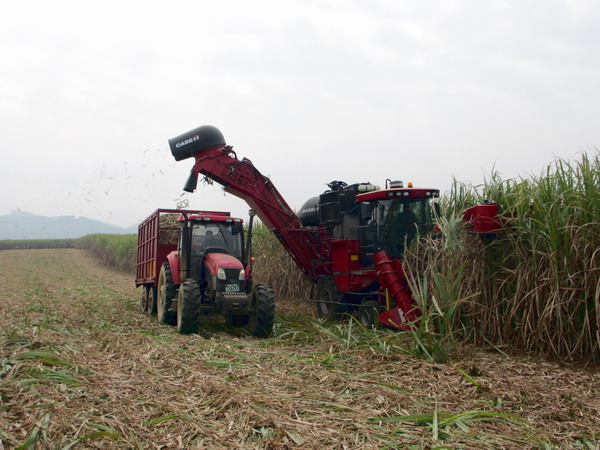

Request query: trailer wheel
[
  {"left": 157, "top": 262, "right": 176, "bottom": 325},
  {"left": 149, "top": 286, "right": 158, "bottom": 315},
  {"left": 140, "top": 286, "right": 150, "bottom": 313},
  {"left": 316, "top": 276, "right": 342, "bottom": 320},
  {"left": 177, "top": 280, "right": 202, "bottom": 334},
  {"left": 249, "top": 285, "right": 275, "bottom": 338}
]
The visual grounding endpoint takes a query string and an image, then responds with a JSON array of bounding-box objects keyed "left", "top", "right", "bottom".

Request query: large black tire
[
  {"left": 315, "top": 276, "right": 343, "bottom": 320},
  {"left": 177, "top": 280, "right": 202, "bottom": 334},
  {"left": 157, "top": 262, "right": 177, "bottom": 325},
  {"left": 249, "top": 285, "right": 275, "bottom": 338}
]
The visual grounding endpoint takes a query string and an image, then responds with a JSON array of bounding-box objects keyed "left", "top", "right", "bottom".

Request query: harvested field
[{"left": 0, "top": 249, "right": 598, "bottom": 448}]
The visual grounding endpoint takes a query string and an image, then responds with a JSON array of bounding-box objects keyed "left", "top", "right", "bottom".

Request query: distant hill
[{"left": 0, "top": 211, "right": 138, "bottom": 240}]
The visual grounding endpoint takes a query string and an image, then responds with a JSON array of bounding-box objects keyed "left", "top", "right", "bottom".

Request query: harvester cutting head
[{"left": 168, "top": 125, "right": 226, "bottom": 161}]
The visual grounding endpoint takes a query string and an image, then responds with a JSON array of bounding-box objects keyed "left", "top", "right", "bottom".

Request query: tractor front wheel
[
  {"left": 249, "top": 285, "right": 275, "bottom": 338},
  {"left": 177, "top": 280, "right": 202, "bottom": 334},
  {"left": 157, "top": 262, "right": 177, "bottom": 325},
  {"left": 315, "top": 276, "right": 343, "bottom": 320}
]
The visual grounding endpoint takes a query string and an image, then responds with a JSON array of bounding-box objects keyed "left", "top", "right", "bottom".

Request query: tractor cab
[
  {"left": 356, "top": 184, "right": 440, "bottom": 260},
  {"left": 189, "top": 221, "right": 244, "bottom": 258},
  {"left": 176, "top": 213, "right": 246, "bottom": 284}
]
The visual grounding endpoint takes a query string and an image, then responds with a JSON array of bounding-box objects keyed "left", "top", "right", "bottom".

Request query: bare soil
[{"left": 0, "top": 249, "right": 598, "bottom": 448}]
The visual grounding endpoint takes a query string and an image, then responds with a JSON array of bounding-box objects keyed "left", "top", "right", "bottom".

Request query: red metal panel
[
  {"left": 331, "top": 239, "right": 361, "bottom": 292},
  {"left": 462, "top": 203, "right": 502, "bottom": 234},
  {"left": 356, "top": 188, "right": 440, "bottom": 202}
]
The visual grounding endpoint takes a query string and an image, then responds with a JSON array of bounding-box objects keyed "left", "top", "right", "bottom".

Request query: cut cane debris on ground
[{"left": 1, "top": 249, "right": 598, "bottom": 448}]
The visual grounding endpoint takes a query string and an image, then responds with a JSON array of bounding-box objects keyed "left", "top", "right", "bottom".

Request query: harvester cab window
[{"left": 380, "top": 198, "right": 434, "bottom": 257}]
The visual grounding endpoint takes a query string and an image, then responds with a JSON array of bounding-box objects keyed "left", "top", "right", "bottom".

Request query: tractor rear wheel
[
  {"left": 315, "top": 276, "right": 343, "bottom": 320},
  {"left": 249, "top": 285, "right": 275, "bottom": 338},
  {"left": 177, "top": 280, "right": 202, "bottom": 334},
  {"left": 157, "top": 262, "right": 177, "bottom": 325}
]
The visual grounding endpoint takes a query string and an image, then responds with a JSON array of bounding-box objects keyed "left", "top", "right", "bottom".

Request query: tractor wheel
[
  {"left": 140, "top": 285, "right": 150, "bottom": 313},
  {"left": 157, "top": 262, "right": 177, "bottom": 325},
  {"left": 358, "top": 301, "right": 379, "bottom": 329},
  {"left": 249, "top": 285, "right": 275, "bottom": 338},
  {"left": 225, "top": 315, "right": 250, "bottom": 327},
  {"left": 315, "top": 276, "right": 343, "bottom": 320},
  {"left": 177, "top": 280, "right": 202, "bottom": 334}
]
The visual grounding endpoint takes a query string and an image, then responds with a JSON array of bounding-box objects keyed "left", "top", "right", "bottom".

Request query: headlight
[
  {"left": 239, "top": 269, "right": 245, "bottom": 281},
  {"left": 217, "top": 268, "right": 226, "bottom": 280}
]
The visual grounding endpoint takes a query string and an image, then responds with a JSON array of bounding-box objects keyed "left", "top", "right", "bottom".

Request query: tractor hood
[{"left": 203, "top": 252, "right": 243, "bottom": 275}]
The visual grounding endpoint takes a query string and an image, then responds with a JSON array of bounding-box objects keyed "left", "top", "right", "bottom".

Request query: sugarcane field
[
  {"left": 3, "top": 3, "right": 600, "bottom": 447},
  {"left": 0, "top": 246, "right": 598, "bottom": 449},
  {"left": 1, "top": 143, "right": 599, "bottom": 449}
]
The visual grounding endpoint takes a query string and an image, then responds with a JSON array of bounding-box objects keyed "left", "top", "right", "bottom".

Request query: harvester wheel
[
  {"left": 315, "top": 276, "right": 343, "bottom": 320},
  {"left": 249, "top": 285, "right": 275, "bottom": 338},
  {"left": 177, "top": 280, "right": 202, "bottom": 334},
  {"left": 358, "top": 301, "right": 379, "bottom": 329},
  {"left": 157, "top": 262, "right": 177, "bottom": 325}
]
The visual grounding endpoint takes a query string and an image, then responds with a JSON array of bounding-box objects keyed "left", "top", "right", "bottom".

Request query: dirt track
[{"left": 0, "top": 249, "right": 598, "bottom": 448}]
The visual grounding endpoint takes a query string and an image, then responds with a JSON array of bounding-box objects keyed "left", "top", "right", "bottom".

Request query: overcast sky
[{"left": 1, "top": 0, "right": 598, "bottom": 227}]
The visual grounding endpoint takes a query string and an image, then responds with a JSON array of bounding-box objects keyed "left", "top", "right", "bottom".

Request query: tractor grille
[
  {"left": 222, "top": 268, "right": 241, "bottom": 283},
  {"left": 217, "top": 268, "right": 243, "bottom": 293}
]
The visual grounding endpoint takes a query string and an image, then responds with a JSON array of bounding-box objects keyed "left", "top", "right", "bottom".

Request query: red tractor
[
  {"left": 136, "top": 208, "right": 274, "bottom": 336},
  {"left": 168, "top": 125, "right": 499, "bottom": 329}
]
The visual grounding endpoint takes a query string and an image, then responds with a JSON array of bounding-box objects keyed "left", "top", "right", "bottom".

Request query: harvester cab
[
  {"left": 354, "top": 183, "right": 440, "bottom": 260},
  {"left": 300, "top": 179, "right": 440, "bottom": 261}
]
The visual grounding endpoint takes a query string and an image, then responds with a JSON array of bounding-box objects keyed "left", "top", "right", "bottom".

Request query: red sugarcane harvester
[{"left": 166, "top": 125, "right": 500, "bottom": 330}]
